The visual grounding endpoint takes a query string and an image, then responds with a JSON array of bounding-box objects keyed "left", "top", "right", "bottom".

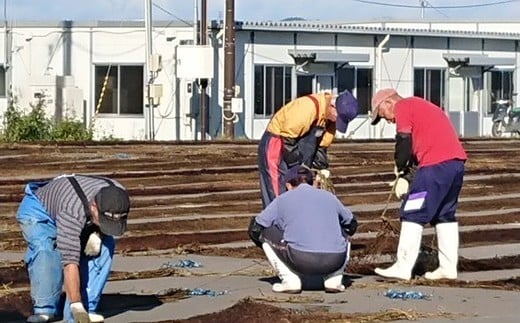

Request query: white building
[{"left": 1, "top": 19, "right": 519, "bottom": 140}]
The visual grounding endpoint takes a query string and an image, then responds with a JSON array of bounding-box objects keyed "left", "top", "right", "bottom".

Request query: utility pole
[
  {"left": 223, "top": 0, "right": 235, "bottom": 139},
  {"left": 145, "top": 0, "right": 155, "bottom": 140},
  {"left": 193, "top": 0, "right": 198, "bottom": 44},
  {"left": 420, "top": 0, "right": 426, "bottom": 19},
  {"left": 200, "top": 0, "right": 208, "bottom": 140},
  {"left": 4, "top": 0, "right": 12, "bottom": 107}
]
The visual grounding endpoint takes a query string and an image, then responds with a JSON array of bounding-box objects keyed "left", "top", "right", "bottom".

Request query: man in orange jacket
[{"left": 257, "top": 91, "right": 359, "bottom": 209}]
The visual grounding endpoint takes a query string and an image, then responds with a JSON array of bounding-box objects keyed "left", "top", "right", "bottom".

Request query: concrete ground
[{"left": 3, "top": 247, "right": 520, "bottom": 323}]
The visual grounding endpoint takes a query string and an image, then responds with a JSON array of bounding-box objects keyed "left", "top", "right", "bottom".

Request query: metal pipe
[
  {"left": 223, "top": 0, "right": 235, "bottom": 139},
  {"left": 375, "top": 34, "right": 390, "bottom": 139},
  {"left": 377, "top": 34, "right": 390, "bottom": 91},
  {"left": 200, "top": 0, "right": 208, "bottom": 140},
  {"left": 4, "top": 0, "right": 11, "bottom": 107},
  {"left": 145, "top": 0, "right": 155, "bottom": 140}
]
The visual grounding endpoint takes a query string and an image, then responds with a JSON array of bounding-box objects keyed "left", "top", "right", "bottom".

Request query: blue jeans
[{"left": 17, "top": 182, "right": 115, "bottom": 322}]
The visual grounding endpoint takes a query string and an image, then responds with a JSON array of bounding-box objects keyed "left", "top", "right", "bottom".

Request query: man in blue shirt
[{"left": 249, "top": 165, "right": 357, "bottom": 293}]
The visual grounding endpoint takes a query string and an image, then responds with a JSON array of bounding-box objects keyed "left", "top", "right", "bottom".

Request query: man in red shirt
[{"left": 370, "top": 88, "right": 467, "bottom": 281}]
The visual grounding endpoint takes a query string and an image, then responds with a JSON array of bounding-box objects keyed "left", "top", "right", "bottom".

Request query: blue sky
[{"left": 5, "top": 0, "right": 520, "bottom": 22}]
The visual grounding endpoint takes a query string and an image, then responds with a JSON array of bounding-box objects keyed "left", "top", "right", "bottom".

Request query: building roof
[
  {"left": 7, "top": 20, "right": 193, "bottom": 28},
  {"left": 216, "top": 20, "right": 520, "bottom": 40}
]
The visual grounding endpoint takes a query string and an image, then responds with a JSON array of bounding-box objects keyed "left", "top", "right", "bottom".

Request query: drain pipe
[
  {"left": 377, "top": 34, "right": 390, "bottom": 92},
  {"left": 375, "top": 34, "right": 390, "bottom": 139}
]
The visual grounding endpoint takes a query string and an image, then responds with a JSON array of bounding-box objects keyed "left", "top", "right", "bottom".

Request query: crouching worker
[
  {"left": 249, "top": 165, "right": 357, "bottom": 293},
  {"left": 17, "top": 174, "right": 131, "bottom": 323}
]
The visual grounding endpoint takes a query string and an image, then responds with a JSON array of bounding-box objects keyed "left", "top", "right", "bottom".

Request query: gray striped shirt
[{"left": 35, "top": 175, "right": 126, "bottom": 266}]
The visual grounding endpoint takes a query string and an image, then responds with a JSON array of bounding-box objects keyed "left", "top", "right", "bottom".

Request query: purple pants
[{"left": 400, "top": 159, "right": 465, "bottom": 225}]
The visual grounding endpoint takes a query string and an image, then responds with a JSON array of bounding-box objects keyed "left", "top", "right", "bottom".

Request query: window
[
  {"left": 0, "top": 65, "right": 6, "bottom": 97},
  {"left": 254, "top": 65, "right": 292, "bottom": 117},
  {"left": 414, "top": 68, "right": 445, "bottom": 108},
  {"left": 337, "top": 67, "right": 373, "bottom": 115},
  {"left": 488, "top": 70, "right": 513, "bottom": 114},
  {"left": 94, "top": 65, "right": 144, "bottom": 115},
  {"left": 297, "top": 74, "right": 313, "bottom": 97}
]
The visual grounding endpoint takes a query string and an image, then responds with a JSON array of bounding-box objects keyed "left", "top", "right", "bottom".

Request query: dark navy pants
[
  {"left": 258, "top": 129, "right": 322, "bottom": 209},
  {"left": 258, "top": 132, "right": 288, "bottom": 209},
  {"left": 400, "top": 159, "right": 465, "bottom": 225},
  {"left": 261, "top": 226, "right": 346, "bottom": 276}
]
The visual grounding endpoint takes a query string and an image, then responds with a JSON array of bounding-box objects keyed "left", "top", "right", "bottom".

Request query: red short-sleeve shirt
[{"left": 395, "top": 97, "right": 467, "bottom": 167}]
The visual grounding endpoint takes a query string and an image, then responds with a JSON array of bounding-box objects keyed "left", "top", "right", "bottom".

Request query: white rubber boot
[
  {"left": 89, "top": 313, "right": 105, "bottom": 322},
  {"left": 425, "top": 222, "right": 459, "bottom": 280},
  {"left": 374, "top": 221, "right": 423, "bottom": 280},
  {"left": 324, "top": 267, "right": 345, "bottom": 293},
  {"left": 324, "top": 242, "right": 350, "bottom": 293},
  {"left": 26, "top": 314, "right": 56, "bottom": 323},
  {"left": 262, "top": 243, "right": 301, "bottom": 293}
]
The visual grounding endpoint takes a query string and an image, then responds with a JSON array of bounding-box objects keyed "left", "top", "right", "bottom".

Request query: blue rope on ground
[
  {"left": 187, "top": 288, "right": 228, "bottom": 297},
  {"left": 161, "top": 259, "right": 203, "bottom": 269},
  {"left": 384, "top": 289, "right": 430, "bottom": 300}
]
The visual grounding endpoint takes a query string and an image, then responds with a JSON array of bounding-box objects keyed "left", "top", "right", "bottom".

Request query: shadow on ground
[{"left": 0, "top": 292, "right": 164, "bottom": 323}]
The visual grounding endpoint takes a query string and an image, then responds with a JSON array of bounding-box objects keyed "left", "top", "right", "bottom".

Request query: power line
[
  {"left": 353, "top": 0, "right": 419, "bottom": 8},
  {"left": 421, "top": 0, "right": 449, "bottom": 18},
  {"left": 152, "top": 2, "right": 192, "bottom": 26},
  {"left": 352, "top": 0, "right": 520, "bottom": 9}
]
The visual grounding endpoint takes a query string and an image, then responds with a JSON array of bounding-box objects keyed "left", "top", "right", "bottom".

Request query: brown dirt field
[
  {"left": 166, "top": 298, "right": 437, "bottom": 323},
  {"left": 0, "top": 292, "right": 442, "bottom": 323},
  {"left": 1, "top": 139, "right": 520, "bottom": 321}
]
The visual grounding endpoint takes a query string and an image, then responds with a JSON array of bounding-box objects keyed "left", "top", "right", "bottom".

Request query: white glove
[
  {"left": 388, "top": 166, "right": 409, "bottom": 199},
  {"left": 393, "top": 177, "right": 409, "bottom": 199},
  {"left": 318, "top": 169, "right": 331, "bottom": 179},
  {"left": 70, "top": 302, "right": 91, "bottom": 323},
  {"left": 84, "top": 232, "right": 101, "bottom": 257}
]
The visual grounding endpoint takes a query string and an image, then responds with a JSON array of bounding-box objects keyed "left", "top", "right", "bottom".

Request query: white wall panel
[
  {"left": 93, "top": 117, "right": 146, "bottom": 140},
  {"left": 447, "top": 38, "right": 481, "bottom": 51},
  {"left": 413, "top": 37, "right": 448, "bottom": 67}
]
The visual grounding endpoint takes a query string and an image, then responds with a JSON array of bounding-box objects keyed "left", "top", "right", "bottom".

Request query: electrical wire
[
  {"left": 152, "top": 2, "right": 193, "bottom": 27},
  {"left": 421, "top": 0, "right": 449, "bottom": 18},
  {"left": 352, "top": 0, "right": 520, "bottom": 9}
]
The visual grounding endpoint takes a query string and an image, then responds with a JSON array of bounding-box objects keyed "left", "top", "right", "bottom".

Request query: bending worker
[
  {"left": 257, "top": 91, "right": 359, "bottom": 208},
  {"left": 17, "top": 174, "right": 131, "bottom": 323},
  {"left": 370, "top": 88, "right": 467, "bottom": 281},
  {"left": 249, "top": 165, "right": 358, "bottom": 293}
]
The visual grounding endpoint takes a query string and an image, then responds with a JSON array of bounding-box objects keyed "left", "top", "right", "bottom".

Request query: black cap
[{"left": 95, "top": 186, "right": 130, "bottom": 236}]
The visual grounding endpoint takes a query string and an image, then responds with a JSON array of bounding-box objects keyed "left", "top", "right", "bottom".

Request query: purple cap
[{"left": 335, "top": 91, "right": 359, "bottom": 133}]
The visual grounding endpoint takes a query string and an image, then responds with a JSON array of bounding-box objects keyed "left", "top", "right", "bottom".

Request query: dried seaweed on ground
[
  {"left": 109, "top": 268, "right": 181, "bottom": 281},
  {"left": 254, "top": 294, "right": 325, "bottom": 304},
  {"left": 413, "top": 276, "right": 520, "bottom": 291},
  {"left": 0, "top": 283, "right": 15, "bottom": 297},
  {"left": 162, "top": 297, "right": 456, "bottom": 323},
  {"left": 156, "top": 288, "right": 192, "bottom": 302}
]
